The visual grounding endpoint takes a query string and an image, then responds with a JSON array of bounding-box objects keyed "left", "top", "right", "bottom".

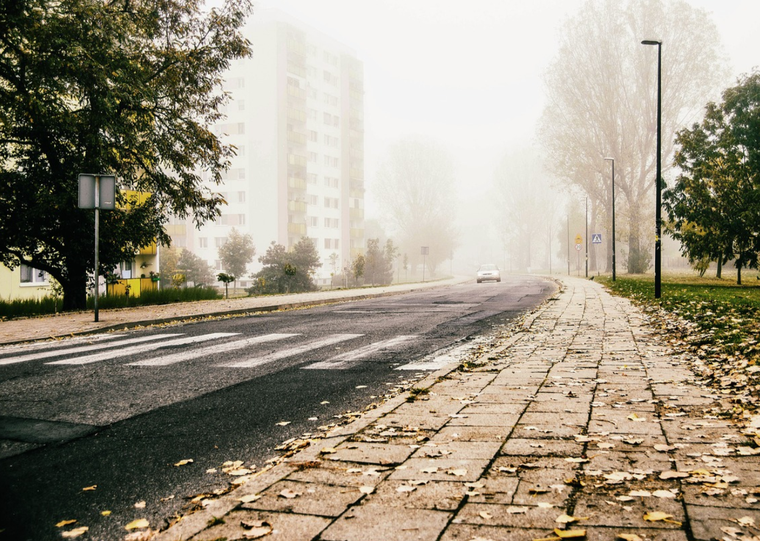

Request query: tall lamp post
[
  {"left": 642, "top": 39, "right": 662, "bottom": 299},
  {"left": 604, "top": 157, "right": 616, "bottom": 281}
]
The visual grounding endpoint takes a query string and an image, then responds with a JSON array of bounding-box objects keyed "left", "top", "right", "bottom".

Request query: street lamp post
[
  {"left": 642, "top": 39, "right": 662, "bottom": 298},
  {"left": 604, "top": 157, "right": 616, "bottom": 281}
]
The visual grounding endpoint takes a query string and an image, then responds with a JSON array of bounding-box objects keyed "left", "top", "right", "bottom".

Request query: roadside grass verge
[
  {"left": 0, "top": 286, "right": 221, "bottom": 320},
  {"left": 598, "top": 274, "right": 760, "bottom": 365}
]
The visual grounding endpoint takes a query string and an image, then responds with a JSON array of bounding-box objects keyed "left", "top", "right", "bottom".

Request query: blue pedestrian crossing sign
[{"left": 592, "top": 234, "right": 602, "bottom": 244}]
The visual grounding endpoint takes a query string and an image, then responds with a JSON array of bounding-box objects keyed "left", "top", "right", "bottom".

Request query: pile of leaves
[{"left": 599, "top": 275, "right": 760, "bottom": 417}]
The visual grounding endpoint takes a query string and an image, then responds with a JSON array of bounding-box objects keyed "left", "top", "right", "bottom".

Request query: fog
[{"left": 214, "top": 0, "right": 760, "bottom": 278}]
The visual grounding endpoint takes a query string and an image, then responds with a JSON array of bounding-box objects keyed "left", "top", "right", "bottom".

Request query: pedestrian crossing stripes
[
  {"left": 303, "top": 335, "right": 418, "bottom": 370},
  {"left": 0, "top": 334, "right": 182, "bottom": 366},
  {"left": 0, "top": 332, "right": 458, "bottom": 372},
  {"left": 220, "top": 334, "right": 364, "bottom": 368},
  {"left": 47, "top": 333, "right": 239, "bottom": 365},
  {"left": 128, "top": 333, "right": 298, "bottom": 367}
]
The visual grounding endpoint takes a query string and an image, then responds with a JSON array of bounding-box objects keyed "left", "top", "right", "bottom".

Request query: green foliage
[
  {"left": 0, "top": 0, "right": 251, "bottom": 311},
  {"left": 0, "top": 286, "right": 220, "bottom": 319},
  {"left": 217, "top": 228, "right": 255, "bottom": 282},
  {"left": 249, "top": 238, "right": 322, "bottom": 294},
  {"left": 363, "top": 238, "right": 394, "bottom": 285},
  {"left": 665, "top": 70, "right": 760, "bottom": 284},
  {"left": 599, "top": 275, "right": 760, "bottom": 360},
  {"left": 178, "top": 249, "right": 215, "bottom": 286},
  {"left": 351, "top": 254, "right": 366, "bottom": 285}
]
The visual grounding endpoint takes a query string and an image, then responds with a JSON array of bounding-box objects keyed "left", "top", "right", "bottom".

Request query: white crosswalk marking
[
  {"left": 0, "top": 334, "right": 182, "bottom": 366},
  {"left": 47, "top": 333, "right": 239, "bottom": 366},
  {"left": 396, "top": 341, "right": 474, "bottom": 371},
  {"left": 129, "top": 333, "right": 299, "bottom": 367},
  {"left": 303, "top": 335, "right": 418, "bottom": 370},
  {"left": 220, "top": 334, "right": 363, "bottom": 368},
  {"left": 0, "top": 334, "right": 126, "bottom": 356}
]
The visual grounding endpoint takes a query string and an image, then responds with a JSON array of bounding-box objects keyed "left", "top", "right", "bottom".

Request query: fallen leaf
[
  {"left": 82, "top": 485, "right": 97, "bottom": 491},
  {"left": 604, "top": 472, "right": 633, "bottom": 484},
  {"left": 479, "top": 511, "right": 493, "bottom": 520},
  {"left": 134, "top": 501, "right": 146, "bottom": 509},
  {"left": 174, "top": 459, "right": 193, "bottom": 467},
  {"left": 396, "top": 485, "right": 417, "bottom": 493},
  {"left": 628, "top": 490, "right": 651, "bottom": 498},
  {"left": 447, "top": 468, "right": 467, "bottom": 477},
  {"left": 508, "top": 506, "right": 530, "bottom": 514},
  {"left": 241, "top": 519, "right": 273, "bottom": 539},
  {"left": 355, "top": 385, "right": 367, "bottom": 389},
  {"left": 276, "top": 421, "right": 291, "bottom": 426},
  {"left": 556, "top": 514, "right": 588, "bottom": 524},
  {"left": 660, "top": 471, "right": 689, "bottom": 480},
  {"left": 239, "top": 494, "right": 261, "bottom": 503},
  {"left": 616, "top": 534, "right": 642, "bottom": 541},
  {"left": 278, "top": 489, "right": 301, "bottom": 499},
  {"left": 125, "top": 518, "right": 150, "bottom": 530},
  {"left": 124, "top": 530, "right": 158, "bottom": 541},
  {"left": 643, "top": 512, "right": 681, "bottom": 526},
  {"left": 538, "top": 502, "right": 555, "bottom": 508},
  {"left": 101, "top": 510, "right": 112, "bottom": 516},
  {"left": 737, "top": 517, "right": 756, "bottom": 527},
  {"left": 654, "top": 444, "right": 676, "bottom": 452},
  {"left": 61, "top": 527, "right": 89, "bottom": 538},
  {"left": 554, "top": 529, "right": 586, "bottom": 538},
  {"left": 565, "top": 457, "right": 589, "bottom": 463},
  {"left": 653, "top": 490, "right": 677, "bottom": 499},
  {"left": 320, "top": 447, "right": 337, "bottom": 454},
  {"left": 420, "top": 467, "right": 439, "bottom": 474},
  {"left": 56, "top": 520, "right": 78, "bottom": 528},
  {"left": 628, "top": 413, "right": 645, "bottom": 422},
  {"left": 359, "top": 486, "right": 374, "bottom": 495},
  {"left": 227, "top": 468, "right": 253, "bottom": 476}
]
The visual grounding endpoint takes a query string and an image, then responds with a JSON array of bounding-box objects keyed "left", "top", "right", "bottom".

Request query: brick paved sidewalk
[{"left": 155, "top": 276, "right": 760, "bottom": 541}]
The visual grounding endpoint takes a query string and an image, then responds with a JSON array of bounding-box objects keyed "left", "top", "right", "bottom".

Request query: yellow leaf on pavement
[
  {"left": 125, "top": 518, "right": 150, "bottom": 530},
  {"left": 61, "top": 526, "right": 89, "bottom": 538},
  {"left": 554, "top": 529, "right": 586, "bottom": 538},
  {"left": 556, "top": 514, "right": 588, "bottom": 524},
  {"left": 82, "top": 485, "right": 97, "bottom": 491},
  {"left": 643, "top": 512, "right": 682, "bottom": 526},
  {"left": 56, "top": 520, "right": 77, "bottom": 528},
  {"left": 101, "top": 510, "right": 112, "bottom": 516},
  {"left": 174, "top": 459, "right": 193, "bottom": 467},
  {"left": 617, "top": 535, "right": 643, "bottom": 541}
]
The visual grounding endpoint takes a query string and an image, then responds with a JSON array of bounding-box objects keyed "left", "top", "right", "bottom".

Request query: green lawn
[{"left": 597, "top": 274, "right": 760, "bottom": 364}]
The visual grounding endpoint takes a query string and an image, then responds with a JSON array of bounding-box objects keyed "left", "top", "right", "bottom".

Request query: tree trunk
[
  {"left": 61, "top": 266, "right": 88, "bottom": 312},
  {"left": 716, "top": 254, "right": 722, "bottom": 278},
  {"left": 737, "top": 262, "right": 742, "bottom": 285}
]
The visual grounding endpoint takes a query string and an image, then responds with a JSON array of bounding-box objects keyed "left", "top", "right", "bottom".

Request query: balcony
[
  {"left": 287, "top": 130, "right": 306, "bottom": 145},
  {"left": 350, "top": 207, "right": 364, "bottom": 220},
  {"left": 288, "top": 177, "right": 306, "bottom": 191},
  {"left": 287, "top": 108, "right": 306, "bottom": 123},
  {"left": 350, "top": 228, "right": 364, "bottom": 239},
  {"left": 288, "top": 200, "right": 307, "bottom": 213},
  {"left": 287, "top": 154, "right": 307, "bottom": 167},
  {"left": 288, "top": 223, "right": 307, "bottom": 236}
]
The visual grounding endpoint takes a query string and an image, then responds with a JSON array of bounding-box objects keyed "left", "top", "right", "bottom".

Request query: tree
[
  {"left": 217, "top": 272, "right": 234, "bottom": 299},
  {"left": 351, "top": 254, "right": 365, "bottom": 286},
  {"left": 217, "top": 228, "right": 255, "bottom": 292},
  {"left": 538, "top": 0, "right": 727, "bottom": 274},
  {"left": 0, "top": 0, "right": 251, "bottom": 310},
  {"left": 177, "top": 249, "right": 214, "bottom": 286},
  {"left": 374, "top": 136, "right": 458, "bottom": 277},
  {"left": 493, "top": 148, "right": 561, "bottom": 272},
  {"left": 665, "top": 71, "right": 760, "bottom": 284},
  {"left": 251, "top": 238, "right": 321, "bottom": 294},
  {"left": 383, "top": 239, "right": 399, "bottom": 284}
]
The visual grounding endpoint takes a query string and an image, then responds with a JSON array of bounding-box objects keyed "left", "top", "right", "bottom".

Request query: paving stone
[
  {"left": 686, "top": 504, "right": 760, "bottom": 540},
  {"left": 452, "top": 501, "right": 564, "bottom": 528},
  {"left": 446, "top": 412, "right": 521, "bottom": 428},
  {"left": 242, "top": 479, "right": 363, "bottom": 517},
  {"left": 584, "top": 527, "right": 689, "bottom": 541},
  {"left": 411, "top": 439, "right": 504, "bottom": 460},
  {"left": 285, "top": 460, "right": 393, "bottom": 487},
  {"left": 573, "top": 496, "right": 686, "bottom": 528},
  {"left": 189, "top": 509, "right": 331, "bottom": 541},
  {"left": 365, "top": 480, "right": 466, "bottom": 511},
  {"left": 458, "top": 402, "right": 527, "bottom": 415},
  {"left": 436, "top": 425, "right": 508, "bottom": 442},
  {"left": 500, "top": 437, "right": 585, "bottom": 457},
  {"left": 461, "top": 475, "right": 520, "bottom": 505},
  {"left": 439, "top": 524, "right": 548, "bottom": 541},
  {"left": 388, "top": 458, "right": 491, "bottom": 483},
  {"left": 327, "top": 441, "right": 416, "bottom": 465},
  {"left": 319, "top": 503, "right": 451, "bottom": 541}
]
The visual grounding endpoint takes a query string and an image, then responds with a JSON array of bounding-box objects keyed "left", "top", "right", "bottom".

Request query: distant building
[
  {"left": 170, "top": 8, "right": 365, "bottom": 286},
  {"left": 0, "top": 264, "right": 51, "bottom": 302}
]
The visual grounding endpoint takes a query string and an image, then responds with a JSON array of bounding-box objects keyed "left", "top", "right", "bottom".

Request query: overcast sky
[{"left": 253, "top": 1, "right": 759, "bottom": 212}]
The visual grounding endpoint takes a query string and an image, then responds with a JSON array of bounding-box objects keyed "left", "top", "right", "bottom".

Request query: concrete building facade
[{"left": 170, "top": 9, "right": 365, "bottom": 286}]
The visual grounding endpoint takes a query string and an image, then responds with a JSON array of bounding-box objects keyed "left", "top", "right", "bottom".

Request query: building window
[
  {"left": 237, "top": 191, "right": 246, "bottom": 203},
  {"left": 308, "top": 194, "right": 318, "bottom": 205},
  {"left": 307, "top": 173, "right": 318, "bottom": 185},
  {"left": 308, "top": 152, "right": 317, "bottom": 163},
  {"left": 309, "top": 130, "right": 318, "bottom": 142},
  {"left": 119, "top": 261, "right": 133, "bottom": 279},
  {"left": 19, "top": 264, "right": 47, "bottom": 284},
  {"left": 215, "top": 237, "right": 226, "bottom": 248},
  {"left": 308, "top": 216, "right": 318, "bottom": 227},
  {"left": 199, "top": 237, "right": 208, "bottom": 248}
]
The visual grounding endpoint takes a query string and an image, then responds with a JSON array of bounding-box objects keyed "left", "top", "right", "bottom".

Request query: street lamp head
[
  {"left": 604, "top": 157, "right": 614, "bottom": 162},
  {"left": 641, "top": 39, "right": 661, "bottom": 46}
]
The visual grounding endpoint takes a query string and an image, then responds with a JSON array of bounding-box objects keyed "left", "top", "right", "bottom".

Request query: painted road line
[
  {"left": 395, "top": 342, "right": 475, "bottom": 371},
  {"left": 220, "top": 334, "right": 364, "bottom": 368},
  {"left": 0, "top": 334, "right": 126, "bottom": 355},
  {"left": 47, "top": 333, "right": 239, "bottom": 366},
  {"left": 303, "top": 335, "right": 418, "bottom": 370},
  {"left": 129, "top": 333, "right": 299, "bottom": 367},
  {"left": 0, "top": 334, "right": 182, "bottom": 366}
]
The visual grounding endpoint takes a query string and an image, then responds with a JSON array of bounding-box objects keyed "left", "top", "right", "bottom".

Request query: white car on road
[{"left": 476, "top": 264, "right": 501, "bottom": 283}]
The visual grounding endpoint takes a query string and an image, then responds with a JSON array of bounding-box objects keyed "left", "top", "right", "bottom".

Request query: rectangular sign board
[
  {"left": 78, "top": 174, "right": 116, "bottom": 209},
  {"left": 592, "top": 233, "right": 602, "bottom": 244}
]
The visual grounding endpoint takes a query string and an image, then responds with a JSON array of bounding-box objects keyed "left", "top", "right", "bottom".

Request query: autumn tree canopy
[
  {"left": 538, "top": 0, "right": 727, "bottom": 273},
  {"left": 0, "top": 0, "right": 251, "bottom": 310}
]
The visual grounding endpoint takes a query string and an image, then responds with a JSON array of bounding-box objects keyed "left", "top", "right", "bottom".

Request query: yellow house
[
  {"left": 106, "top": 190, "right": 161, "bottom": 298},
  {"left": 0, "top": 263, "right": 52, "bottom": 301}
]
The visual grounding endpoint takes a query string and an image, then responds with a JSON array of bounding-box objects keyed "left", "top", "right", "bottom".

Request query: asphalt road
[{"left": 0, "top": 276, "right": 556, "bottom": 540}]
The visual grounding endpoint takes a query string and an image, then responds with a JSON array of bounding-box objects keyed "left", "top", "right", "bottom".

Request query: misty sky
[{"left": 257, "top": 0, "right": 759, "bottom": 205}]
